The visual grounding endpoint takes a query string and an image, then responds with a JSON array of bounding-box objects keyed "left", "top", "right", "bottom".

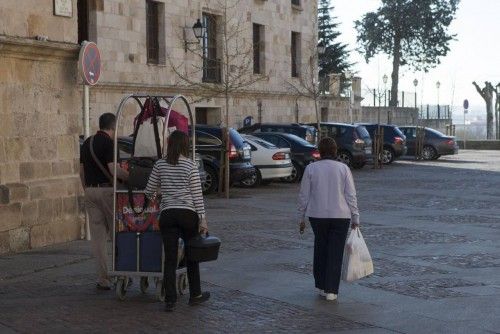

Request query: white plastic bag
[{"left": 341, "top": 228, "right": 374, "bottom": 282}]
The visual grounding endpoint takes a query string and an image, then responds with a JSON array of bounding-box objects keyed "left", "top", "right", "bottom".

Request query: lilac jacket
[{"left": 297, "top": 159, "right": 360, "bottom": 224}]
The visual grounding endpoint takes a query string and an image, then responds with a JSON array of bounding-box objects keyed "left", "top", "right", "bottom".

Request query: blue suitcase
[
  {"left": 115, "top": 232, "right": 137, "bottom": 271},
  {"left": 139, "top": 232, "right": 163, "bottom": 272}
]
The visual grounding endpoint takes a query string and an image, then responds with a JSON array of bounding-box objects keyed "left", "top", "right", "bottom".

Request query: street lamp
[
  {"left": 436, "top": 81, "right": 441, "bottom": 118},
  {"left": 383, "top": 74, "right": 388, "bottom": 107},
  {"left": 413, "top": 78, "right": 418, "bottom": 109},
  {"left": 184, "top": 19, "right": 205, "bottom": 52},
  {"left": 345, "top": 71, "right": 353, "bottom": 124},
  {"left": 317, "top": 41, "right": 326, "bottom": 55}
]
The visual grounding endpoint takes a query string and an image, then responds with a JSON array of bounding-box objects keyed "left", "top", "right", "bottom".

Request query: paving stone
[
  {"left": 361, "top": 278, "right": 485, "bottom": 300},
  {"left": 417, "top": 253, "right": 500, "bottom": 269},
  {"left": 410, "top": 215, "right": 500, "bottom": 229}
]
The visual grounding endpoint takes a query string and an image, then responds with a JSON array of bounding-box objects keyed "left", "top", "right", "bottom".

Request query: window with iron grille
[
  {"left": 253, "top": 23, "right": 264, "bottom": 74},
  {"left": 146, "top": 0, "right": 165, "bottom": 65},
  {"left": 291, "top": 31, "right": 300, "bottom": 77},
  {"left": 202, "top": 13, "right": 221, "bottom": 83}
]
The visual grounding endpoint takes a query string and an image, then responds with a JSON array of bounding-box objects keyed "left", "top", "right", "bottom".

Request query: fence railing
[
  {"left": 363, "top": 89, "right": 418, "bottom": 108},
  {"left": 419, "top": 105, "right": 452, "bottom": 120}
]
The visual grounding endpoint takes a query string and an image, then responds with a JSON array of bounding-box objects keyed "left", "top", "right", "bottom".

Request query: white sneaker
[
  {"left": 317, "top": 289, "right": 326, "bottom": 297},
  {"left": 325, "top": 293, "right": 337, "bottom": 301}
]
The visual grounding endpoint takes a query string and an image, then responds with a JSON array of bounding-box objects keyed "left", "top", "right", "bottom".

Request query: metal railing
[
  {"left": 419, "top": 105, "right": 452, "bottom": 120},
  {"left": 362, "top": 89, "right": 417, "bottom": 108},
  {"left": 202, "top": 58, "right": 221, "bottom": 83}
]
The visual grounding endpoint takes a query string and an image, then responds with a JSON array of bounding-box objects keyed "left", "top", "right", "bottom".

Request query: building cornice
[
  {"left": 94, "top": 81, "right": 307, "bottom": 100},
  {"left": 0, "top": 35, "right": 79, "bottom": 62}
]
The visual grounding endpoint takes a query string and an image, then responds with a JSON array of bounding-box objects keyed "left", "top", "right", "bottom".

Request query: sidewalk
[{"left": 1, "top": 152, "right": 499, "bottom": 333}]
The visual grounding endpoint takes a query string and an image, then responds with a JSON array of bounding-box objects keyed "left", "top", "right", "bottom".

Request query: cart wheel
[
  {"left": 156, "top": 279, "right": 166, "bottom": 302},
  {"left": 140, "top": 277, "right": 149, "bottom": 294},
  {"left": 177, "top": 273, "right": 189, "bottom": 295},
  {"left": 116, "top": 278, "right": 127, "bottom": 301}
]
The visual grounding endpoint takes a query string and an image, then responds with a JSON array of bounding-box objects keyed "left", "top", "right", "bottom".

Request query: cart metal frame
[{"left": 110, "top": 94, "right": 195, "bottom": 300}]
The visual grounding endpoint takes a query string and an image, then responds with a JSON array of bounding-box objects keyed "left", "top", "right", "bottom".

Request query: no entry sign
[{"left": 78, "top": 41, "right": 101, "bottom": 85}]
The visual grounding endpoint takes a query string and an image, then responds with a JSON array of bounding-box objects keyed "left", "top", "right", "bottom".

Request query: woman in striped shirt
[{"left": 145, "top": 130, "right": 209, "bottom": 312}]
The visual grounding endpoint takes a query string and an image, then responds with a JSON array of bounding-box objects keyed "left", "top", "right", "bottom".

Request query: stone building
[
  {"left": 0, "top": 0, "right": 361, "bottom": 253},
  {"left": 0, "top": 0, "right": 82, "bottom": 253}
]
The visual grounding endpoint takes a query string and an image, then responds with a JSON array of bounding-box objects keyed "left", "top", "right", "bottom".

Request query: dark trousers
[
  {"left": 310, "top": 218, "right": 350, "bottom": 294},
  {"left": 160, "top": 209, "right": 201, "bottom": 303}
]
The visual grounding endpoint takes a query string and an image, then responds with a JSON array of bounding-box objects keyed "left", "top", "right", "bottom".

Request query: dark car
[
  {"left": 192, "top": 125, "right": 255, "bottom": 194},
  {"left": 249, "top": 132, "right": 320, "bottom": 183},
  {"left": 239, "top": 123, "right": 318, "bottom": 145},
  {"left": 359, "top": 124, "right": 407, "bottom": 164},
  {"left": 306, "top": 123, "right": 371, "bottom": 169},
  {"left": 399, "top": 126, "right": 459, "bottom": 160}
]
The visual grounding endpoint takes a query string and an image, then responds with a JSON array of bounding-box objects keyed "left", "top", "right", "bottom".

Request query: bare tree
[
  {"left": 494, "top": 83, "right": 500, "bottom": 139},
  {"left": 170, "top": 0, "right": 266, "bottom": 198},
  {"left": 473, "top": 81, "right": 495, "bottom": 139}
]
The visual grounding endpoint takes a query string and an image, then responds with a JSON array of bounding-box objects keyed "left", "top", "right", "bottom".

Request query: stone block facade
[
  {"left": 85, "top": 0, "right": 358, "bottom": 133},
  {"left": 0, "top": 0, "right": 82, "bottom": 254}
]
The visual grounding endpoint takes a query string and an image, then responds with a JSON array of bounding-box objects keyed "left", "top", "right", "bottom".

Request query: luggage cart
[{"left": 110, "top": 94, "right": 195, "bottom": 301}]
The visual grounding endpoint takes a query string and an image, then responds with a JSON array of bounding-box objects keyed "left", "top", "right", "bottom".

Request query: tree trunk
[
  {"left": 486, "top": 101, "right": 494, "bottom": 139},
  {"left": 389, "top": 36, "right": 401, "bottom": 108},
  {"left": 224, "top": 95, "right": 230, "bottom": 199}
]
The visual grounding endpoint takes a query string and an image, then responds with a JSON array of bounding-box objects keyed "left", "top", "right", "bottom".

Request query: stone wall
[
  {"left": 0, "top": 3, "right": 81, "bottom": 254},
  {"left": 0, "top": 0, "right": 77, "bottom": 42}
]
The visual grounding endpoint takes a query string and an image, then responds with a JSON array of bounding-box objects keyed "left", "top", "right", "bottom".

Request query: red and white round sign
[{"left": 78, "top": 41, "right": 101, "bottom": 85}]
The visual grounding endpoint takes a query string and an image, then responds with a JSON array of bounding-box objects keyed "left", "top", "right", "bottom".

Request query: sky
[{"left": 332, "top": 0, "right": 500, "bottom": 118}]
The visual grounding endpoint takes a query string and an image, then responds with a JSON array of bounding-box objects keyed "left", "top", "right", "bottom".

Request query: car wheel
[
  {"left": 337, "top": 151, "right": 353, "bottom": 168},
  {"left": 240, "top": 170, "right": 260, "bottom": 188},
  {"left": 422, "top": 146, "right": 437, "bottom": 160},
  {"left": 282, "top": 162, "right": 302, "bottom": 183},
  {"left": 382, "top": 147, "right": 395, "bottom": 164},
  {"left": 202, "top": 165, "right": 218, "bottom": 194}
]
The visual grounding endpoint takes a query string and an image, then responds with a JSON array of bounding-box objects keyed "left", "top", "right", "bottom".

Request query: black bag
[
  {"left": 128, "top": 157, "right": 156, "bottom": 190},
  {"left": 186, "top": 233, "right": 221, "bottom": 263}
]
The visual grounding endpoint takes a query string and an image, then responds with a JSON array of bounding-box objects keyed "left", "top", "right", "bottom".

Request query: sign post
[
  {"left": 463, "top": 99, "right": 469, "bottom": 150},
  {"left": 78, "top": 41, "right": 101, "bottom": 240}
]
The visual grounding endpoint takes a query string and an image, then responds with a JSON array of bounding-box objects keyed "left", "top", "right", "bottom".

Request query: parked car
[
  {"left": 191, "top": 125, "right": 255, "bottom": 194},
  {"left": 249, "top": 132, "right": 320, "bottom": 183},
  {"left": 79, "top": 135, "right": 207, "bottom": 186},
  {"left": 398, "top": 126, "right": 459, "bottom": 160},
  {"left": 359, "top": 124, "right": 407, "bottom": 164},
  {"left": 240, "top": 135, "right": 293, "bottom": 187},
  {"left": 306, "top": 123, "right": 371, "bottom": 169},
  {"left": 239, "top": 123, "right": 318, "bottom": 145}
]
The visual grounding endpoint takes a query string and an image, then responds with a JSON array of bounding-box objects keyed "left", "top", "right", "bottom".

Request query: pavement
[{"left": 1, "top": 150, "right": 499, "bottom": 333}]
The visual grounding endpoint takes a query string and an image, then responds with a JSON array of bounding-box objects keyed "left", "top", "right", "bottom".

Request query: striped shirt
[{"left": 144, "top": 157, "right": 206, "bottom": 216}]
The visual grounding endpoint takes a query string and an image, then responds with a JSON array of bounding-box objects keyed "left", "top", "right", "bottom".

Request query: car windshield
[
  {"left": 229, "top": 128, "right": 245, "bottom": 147},
  {"left": 356, "top": 126, "right": 371, "bottom": 139},
  {"left": 394, "top": 127, "right": 405, "bottom": 137},
  {"left": 286, "top": 134, "right": 315, "bottom": 147},
  {"left": 247, "top": 136, "right": 277, "bottom": 149},
  {"left": 426, "top": 128, "right": 445, "bottom": 137}
]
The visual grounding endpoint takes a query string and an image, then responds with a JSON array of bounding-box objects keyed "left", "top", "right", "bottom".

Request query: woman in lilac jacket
[{"left": 298, "top": 137, "right": 360, "bottom": 301}]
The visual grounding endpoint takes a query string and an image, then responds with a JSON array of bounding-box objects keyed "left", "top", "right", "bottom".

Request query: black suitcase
[{"left": 186, "top": 233, "right": 221, "bottom": 263}]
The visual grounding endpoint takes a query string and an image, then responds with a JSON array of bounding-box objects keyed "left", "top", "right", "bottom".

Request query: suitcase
[
  {"left": 139, "top": 232, "right": 163, "bottom": 272},
  {"left": 115, "top": 232, "right": 137, "bottom": 271}
]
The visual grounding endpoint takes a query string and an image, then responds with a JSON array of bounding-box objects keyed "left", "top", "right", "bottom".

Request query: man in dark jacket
[{"left": 80, "top": 113, "right": 128, "bottom": 290}]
